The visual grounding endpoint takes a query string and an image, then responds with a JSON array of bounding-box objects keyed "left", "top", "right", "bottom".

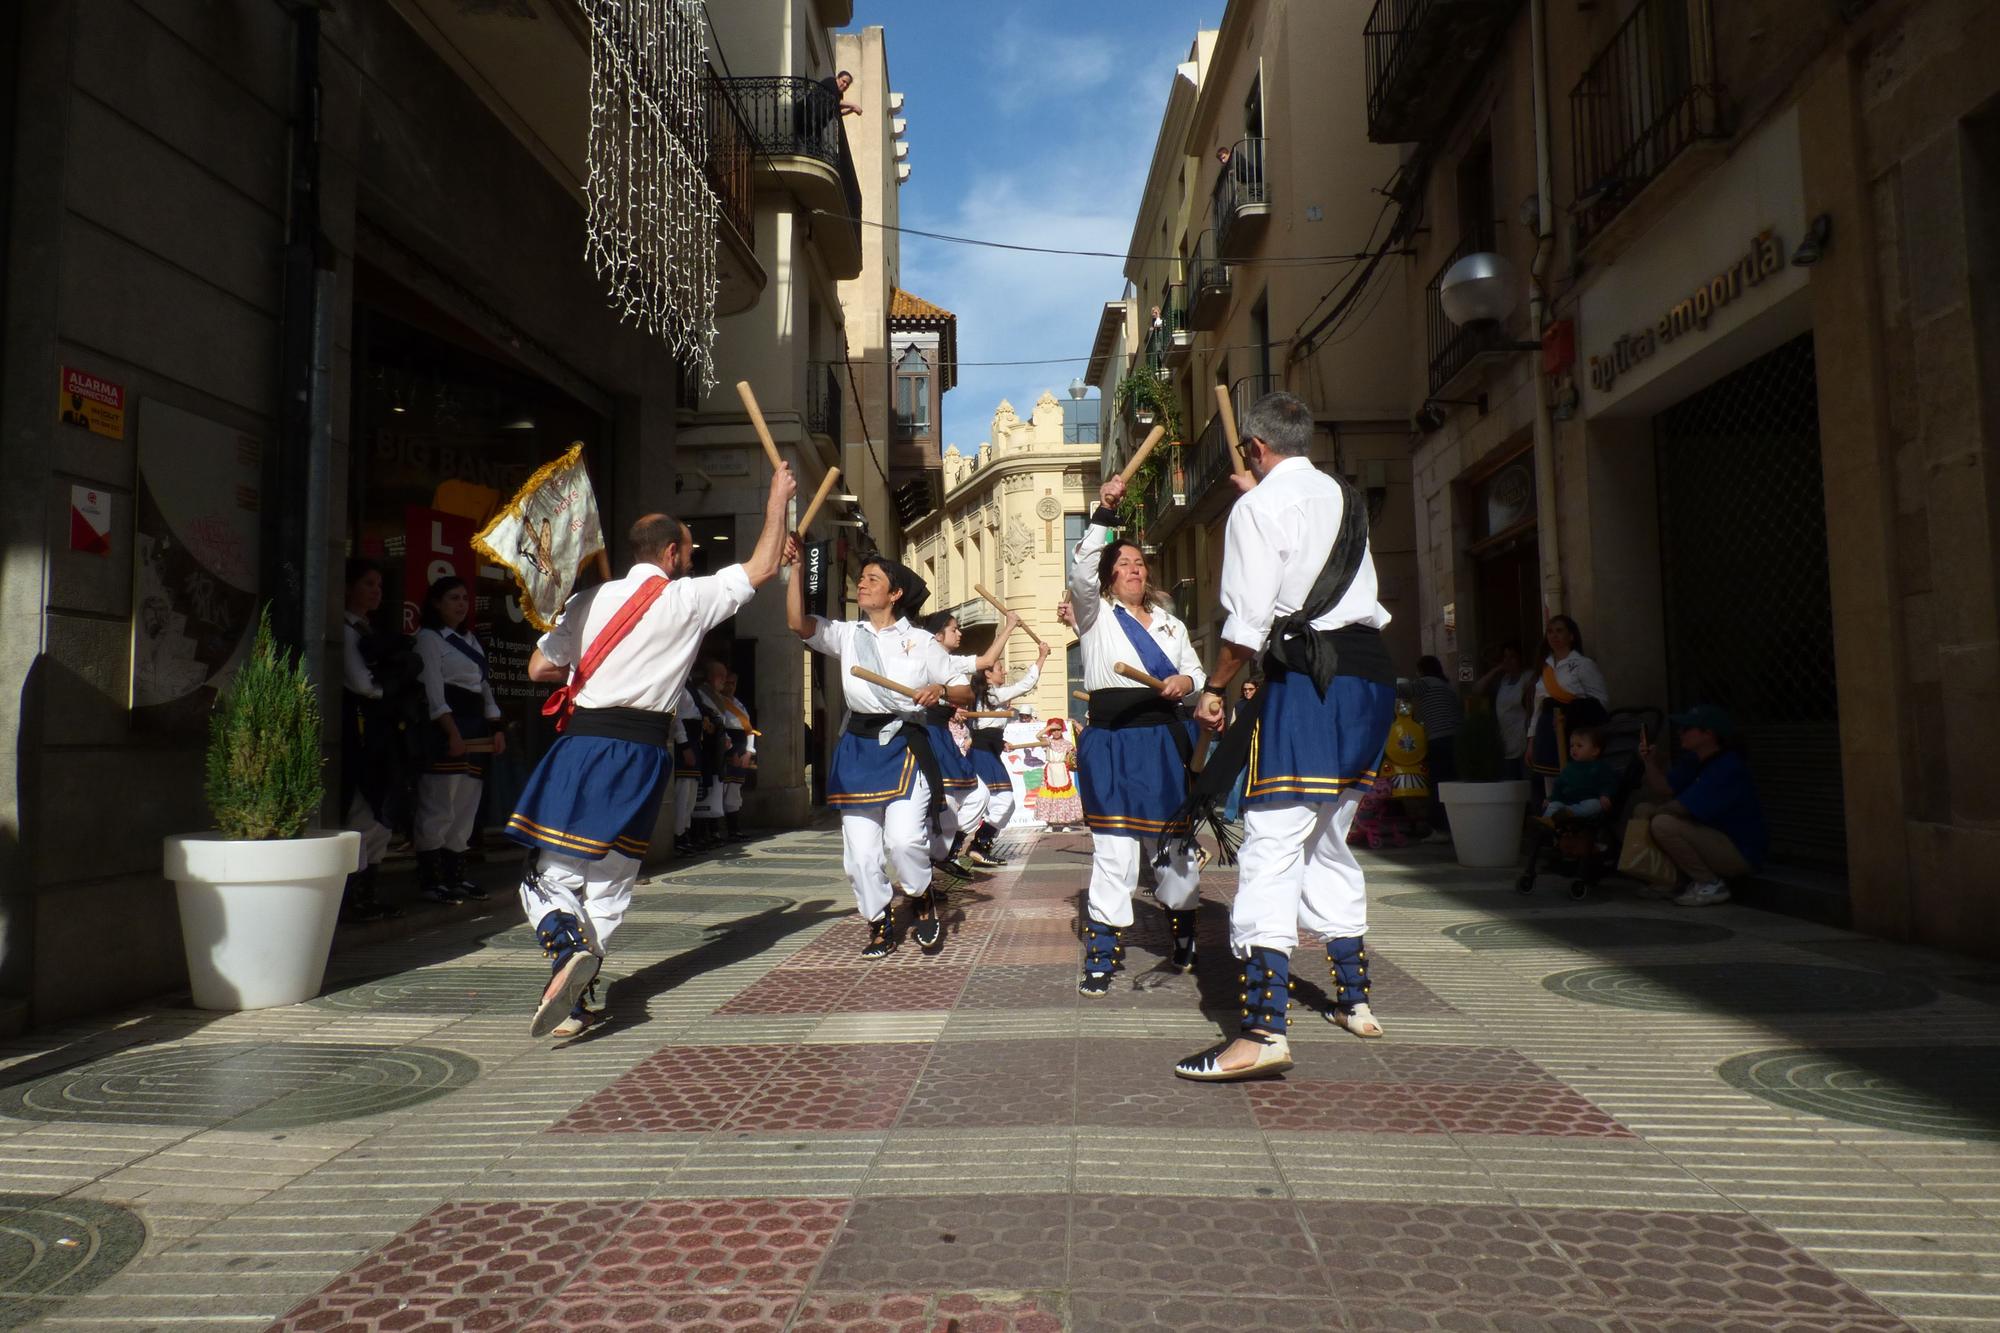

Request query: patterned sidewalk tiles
[{"left": 5, "top": 827, "right": 2000, "bottom": 1330}]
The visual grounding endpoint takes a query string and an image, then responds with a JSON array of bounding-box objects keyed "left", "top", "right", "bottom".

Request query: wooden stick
[
  {"left": 961, "top": 710, "right": 1015, "bottom": 720},
  {"left": 849, "top": 665, "right": 920, "bottom": 700},
  {"left": 1117, "top": 424, "right": 1169, "bottom": 486},
  {"left": 973, "top": 582, "right": 1047, "bottom": 649},
  {"left": 1113, "top": 662, "right": 1169, "bottom": 691},
  {"left": 798, "top": 465, "right": 841, "bottom": 534},
  {"left": 733, "top": 381, "right": 786, "bottom": 471},
  {"left": 1215, "top": 382, "right": 1250, "bottom": 479}
]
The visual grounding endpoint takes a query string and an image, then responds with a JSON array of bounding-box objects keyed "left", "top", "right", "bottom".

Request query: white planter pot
[
  {"left": 163, "top": 831, "right": 361, "bottom": 1011},
  {"left": 1436, "top": 780, "right": 1532, "bottom": 868}
]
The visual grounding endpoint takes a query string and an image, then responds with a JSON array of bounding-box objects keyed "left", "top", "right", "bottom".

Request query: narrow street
[{"left": 4, "top": 828, "right": 1998, "bottom": 1331}]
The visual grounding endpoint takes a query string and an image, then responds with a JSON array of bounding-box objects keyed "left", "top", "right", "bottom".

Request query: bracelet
[{"left": 1199, "top": 684, "right": 1226, "bottom": 698}]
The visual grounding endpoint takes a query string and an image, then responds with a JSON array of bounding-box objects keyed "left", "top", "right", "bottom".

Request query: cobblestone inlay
[
  {"left": 550, "top": 1043, "right": 927, "bottom": 1134},
  {"left": 1717, "top": 1045, "right": 2000, "bottom": 1140},
  {"left": 1443, "top": 918, "right": 1736, "bottom": 950},
  {"left": 1540, "top": 962, "right": 1938, "bottom": 1013},
  {"left": 0, "top": 1193, "right": 146, "bottom": 1330},
  {"left": 0, "top": 1041, "right": 477, "bottom": 1129}
]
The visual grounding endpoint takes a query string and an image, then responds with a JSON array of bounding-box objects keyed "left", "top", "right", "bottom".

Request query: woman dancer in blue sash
[{"left": 1067, "top": 476, "right": 1206, "bottom": 995}]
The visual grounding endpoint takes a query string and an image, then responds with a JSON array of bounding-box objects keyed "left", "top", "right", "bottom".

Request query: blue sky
[{"left": 848, "top": 0, "right": 1225, "bottom": 449}]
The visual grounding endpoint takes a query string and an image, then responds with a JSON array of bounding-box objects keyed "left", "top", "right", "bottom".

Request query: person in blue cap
[{"left": 1635, "top": 704, "right": 1768, "bottom": 906}]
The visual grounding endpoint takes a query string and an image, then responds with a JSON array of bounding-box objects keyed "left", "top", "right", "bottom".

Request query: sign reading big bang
[{"left": 472, "top": 442, "right": 606, "bottom": 632}]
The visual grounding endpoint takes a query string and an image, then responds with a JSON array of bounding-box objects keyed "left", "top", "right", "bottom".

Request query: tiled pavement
[{"left": 3, "top": 830, "right": 2000, "bottom": 1330}]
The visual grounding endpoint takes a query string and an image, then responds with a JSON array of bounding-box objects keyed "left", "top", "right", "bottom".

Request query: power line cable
[{"left": 811, "top": 209, "right": 1408, "bottom": 268}]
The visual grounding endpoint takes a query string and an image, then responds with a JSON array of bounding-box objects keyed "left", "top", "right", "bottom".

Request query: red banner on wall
[{"left": 403, "top": 507, "right": 478, "bottom": 634}]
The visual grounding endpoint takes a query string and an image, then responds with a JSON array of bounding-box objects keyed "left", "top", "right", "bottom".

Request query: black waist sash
[
  {"left": 969, "top": 728, "right": 1006, "bottom": 755},
  {"left": 566, "top": 706, "right": 676, "bottom": 748},
  {"left": 1271, "top": 624, "right": 1396, "bottom": 689},
  {"left": 1087, "top": 687, "right": 1195, "bottom": 772},
  {"left": 848, "top": 713, "right": 946, "bottom": 831}
]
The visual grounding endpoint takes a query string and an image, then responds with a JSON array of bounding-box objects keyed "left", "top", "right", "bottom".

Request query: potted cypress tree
[
  {"left": 162, "top": 609, "right": 360, "bottom": 1010},
  {"left": 1436, "top": 697, "right": 1531, "bottom": 867}
]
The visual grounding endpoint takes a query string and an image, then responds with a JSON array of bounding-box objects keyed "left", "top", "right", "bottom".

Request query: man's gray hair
[{"left": 1239, "top": 390, "right": 1313, "bottom": 457}]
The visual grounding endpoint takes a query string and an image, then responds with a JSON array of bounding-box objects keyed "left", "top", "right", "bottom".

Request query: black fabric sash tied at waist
[
  {"left": 969, "top": 729, "right": 1007, "bottom": 755},
  {"left": 846, "top": 712, "right": 947, "bottom": 833},
  {"left": 564, "top": 706, "right": 677, "bottom": 748},
  {"left": 1086, "top": 687, "right": 1195, "bottom": 773}
]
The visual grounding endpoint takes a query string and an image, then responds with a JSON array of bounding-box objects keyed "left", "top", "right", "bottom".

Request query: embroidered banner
[{"left": 473, "top": 442, "right": 606, "bottom": 632}]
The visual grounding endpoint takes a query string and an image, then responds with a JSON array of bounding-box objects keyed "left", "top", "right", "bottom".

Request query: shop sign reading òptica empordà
[{"left": 1578, "top": 106, "right": 1814, "bottom": 419}]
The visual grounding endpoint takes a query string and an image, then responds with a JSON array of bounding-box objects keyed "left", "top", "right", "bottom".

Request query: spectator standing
[
  {"left": 1221, "top": 678, "right": 1259, "bottom": 825},
  {"left": 1632, "top": 705, "right": 1768, "bottom": 906},
  {"left": 1411, "top": 656, "right": 1463, "bottom": 841},
  {"left": 1473, "top": 640, "right": 1536, "bottom": 779},
  {"left": 1527, "top": 615, "right": 1609, "bottom": 803}
]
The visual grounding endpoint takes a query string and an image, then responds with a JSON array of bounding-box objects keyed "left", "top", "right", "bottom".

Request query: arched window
[{"left": 895, "top": 345, "right": 930, "bottom": 429}]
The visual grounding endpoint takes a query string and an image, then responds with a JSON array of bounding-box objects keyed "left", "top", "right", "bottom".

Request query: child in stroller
[{"left": 1516, "top": 707, "right": 1660, "bottom": 898}]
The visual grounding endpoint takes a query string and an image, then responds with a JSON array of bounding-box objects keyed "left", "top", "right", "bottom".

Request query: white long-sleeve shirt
[
  {"left": 537, "top": 561, "right": 756, "bottom": 714},
  {"left": 1218, "top": 455, "right": 1390, "bottom": 654},
  {"left": 416, "top": 626, "right": 501, "bottom": 721},
  {"left": 973, "top": 663, "right": 1040, "bottom": 732},
  {"left": 802, "top": 615, "right": 976, "bottom": 720},
  {"left": 1530, "top": 652, "right": 1610, "bottom": 730},
  {"left": 1067, "top": 520, "right": 1205, "bottom": 692}
]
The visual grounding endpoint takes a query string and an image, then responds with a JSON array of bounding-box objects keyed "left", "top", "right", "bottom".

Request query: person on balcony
[
  {"left": 1067, "top": 478, "right": 1207, "bottom": 996},
  {"left": 1170, "top": 391, "right": 1397, "bottom": 1082}
]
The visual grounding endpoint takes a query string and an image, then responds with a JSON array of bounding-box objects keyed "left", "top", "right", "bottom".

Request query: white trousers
[
  {"left": 344, "top": 794, "right": 391, "bottom": 869},
  {"left": 698, "top": 776, "right": 727, "bottom": 819},
  {"left": 1231, "top": 796, "right": 1368, "bottom": 956},
  {"left": 844, "top": 773, "right": 933, "bottom": 921},
  {"left": 1086, "top": 833, "right": 1200, "bottom": 928},
  {"left": 983, "top": 779, "right": 1016, "bottom": 831},
  {"left": 674, "top": 777, "right": 699, "bottom": 834},
  {"left": 723, "top": 781, "right": 743, "bottom": 814},
  {"left": 929, "top": 784, "right": 981, "bottom": 860},
  {"left": 518, "top": 849, "right": 639, "bottom": 954},
  {"left": 414, "top": 774, "right": 481, "bottom": 853}
]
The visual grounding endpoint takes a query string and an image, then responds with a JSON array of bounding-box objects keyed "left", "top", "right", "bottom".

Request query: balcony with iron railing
[
  {"left": 1571, "top": 0, "right": 1724, "bottom": 246},
  {"left": 1187, "top": 231, "right": 1232, "bottom": 330},
  {"left": 1426, "top": 229, "right": 1511, "bottom": 397},
  {"left": 1365, "top": 0, "right": 1522, "bottom": 145},
  {"left": 807, "top": 362, "right": 843, "bottom": 451},
  {"left": 1212, "top": 138, "right": 1271, "bottom": 257},
  {"left": 702, "top": 66, "right": 756, "bottom": 252},
  {"left": 725, "top": 75, "right": 865, "bottom": 277}
]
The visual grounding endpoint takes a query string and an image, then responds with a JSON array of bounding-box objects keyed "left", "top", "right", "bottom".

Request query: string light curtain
[{"left": 582, "top": 0, "right": 720, "bottom": 387}]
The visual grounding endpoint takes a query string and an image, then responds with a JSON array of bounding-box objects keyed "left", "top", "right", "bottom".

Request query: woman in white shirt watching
[
  {"left": 1527, "top": 615, "right": 1610, "bottom": 801},
  {"left": 413, "top": 575, "right": 504, "bottom": 904}
]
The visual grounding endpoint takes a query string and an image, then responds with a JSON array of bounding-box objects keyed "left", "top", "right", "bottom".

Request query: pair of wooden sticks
[{"left": 736, "top": 381, "right": 843, "bottom": 536}]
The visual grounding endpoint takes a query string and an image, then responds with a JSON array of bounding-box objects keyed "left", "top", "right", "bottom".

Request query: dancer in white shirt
[
  {"left": 961, "top": 640, "right": 1048, "bottom": 867},
  {"left": 1171, "top": 392, "right": 1397, "bottom": 1082},
  {"left": 1067, "top": 480, "right": 1206, "bottom": 995},
  {"left": 511, "top": 466, "right": 796, "bottom": 1037},
  {"left": 412, "top": 576, "right": 504, "bottom": 905},
  {"left": 785, "top": 540, "right": 1011, "bottom": 956}
]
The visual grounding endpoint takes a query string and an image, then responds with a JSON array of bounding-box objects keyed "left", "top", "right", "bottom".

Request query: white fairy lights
[{"left": 582, "top": 0, "right": 720, "bottom": 387}]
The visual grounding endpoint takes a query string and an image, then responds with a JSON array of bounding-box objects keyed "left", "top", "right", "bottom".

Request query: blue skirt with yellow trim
[
  {"left": 926, "top": 723, "right": 977, "bottom": 791},
  {"left": 1077, "top": 724, "right": 1188, "bottom": 838},
  {"left": 970, "top": 745, "right": 1010, "bottom": 788},
  {"left": 827, "top": 730, "right": 918, "bottom": 811},
  {"left": 1242, "top": 670, "right": 1395, "bottom": 807},
  {"left": 505, "top": 735, "right": 670, "bottom": 862}
]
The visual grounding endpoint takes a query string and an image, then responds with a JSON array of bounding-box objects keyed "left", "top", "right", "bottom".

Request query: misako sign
[{"left": 1588, "top": 230, "right": 1787, "bottom": 394}]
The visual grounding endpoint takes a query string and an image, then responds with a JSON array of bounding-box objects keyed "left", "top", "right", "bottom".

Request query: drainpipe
[{"left": 1528, "top": 0, "right": 1565, "bottom": 616}]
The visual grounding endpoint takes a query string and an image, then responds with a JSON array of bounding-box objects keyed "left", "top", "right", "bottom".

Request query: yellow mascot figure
[{"left": 1385, "top": 698, "right": 1431, "bottom": 801}]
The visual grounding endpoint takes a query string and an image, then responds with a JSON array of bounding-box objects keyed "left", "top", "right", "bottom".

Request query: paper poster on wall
[
  {"left": 130, "top": 400, "right": 261, "bottom": 731},
  {"left": 69, "top": 486, "right": 111, "bottom": 555},
  {"left": 59, "top": 366, "right": 126, "bottom": 440}
]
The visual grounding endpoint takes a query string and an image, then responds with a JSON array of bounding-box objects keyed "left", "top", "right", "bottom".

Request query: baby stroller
[{"left": 1515, "top": 705, "right": 1662, "bottom": 899}]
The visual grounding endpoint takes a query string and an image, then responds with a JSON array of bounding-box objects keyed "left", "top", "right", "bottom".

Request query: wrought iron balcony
[
  {"left": 725, "top": 75, "right": 865, "bottom": 275},
  {"left": 702, "top": 67, "right": 756, "bottom": 250},
  {"left": 1187, "top": 231, "right": 1231, "bottom": 330},
  {"left": 1571, "top": 0, "right": 1724, "bottom": 245},
  {"left": 807, "top": 362, "right": 843, "bottom": 449},
  {"left": 1365, "top": 0, "right": 1522, "bottom": 145},
  {"left": 1212, "top": 138, "right": 1271, "bottom": 256},
  {"left": 1426, "top": 229, "right": 1511, "bottom": 397},
  {"left": 1232, "top": 373, "right": 1279, "bottom": 428}
]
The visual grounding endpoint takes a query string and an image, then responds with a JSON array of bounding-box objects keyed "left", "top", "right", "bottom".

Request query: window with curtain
[{"left": 895, "top": 346, "right": 930, "bottom": 428}]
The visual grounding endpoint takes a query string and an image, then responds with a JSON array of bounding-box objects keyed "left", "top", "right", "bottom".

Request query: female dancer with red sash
[{"left": 1067, "top": 475, "right": 1206, "bottom": 995}]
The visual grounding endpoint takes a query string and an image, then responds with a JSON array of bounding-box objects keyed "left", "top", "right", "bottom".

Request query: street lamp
[{"left": 1438, "top": 251, "right": 1522, "bottom": 328}]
